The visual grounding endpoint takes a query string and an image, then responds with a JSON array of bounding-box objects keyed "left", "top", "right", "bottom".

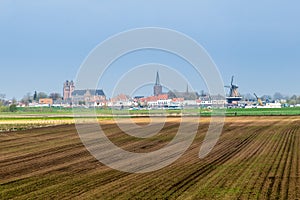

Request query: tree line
[
  {"left": 242, "top": 92, "right": 300, "bottom": 104},
  {"left": 0, "top": 91, "right": 62, "bottom": 112},
  {"left": 20, "top": 91, "right": 62, "bottom": 106},
  {"left": 0, "top": 93, "right": 17, "bottom": 112}
]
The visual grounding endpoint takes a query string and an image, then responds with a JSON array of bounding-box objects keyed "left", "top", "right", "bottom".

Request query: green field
[
  {"left": 226, "top": 107, "right": 300, "bottom": 116},
  {"left": 1, "top": 107, "right": 300, "bottom": 132},
  {"left": 1, "top": 106, "right": 300, "bottom": 117}
]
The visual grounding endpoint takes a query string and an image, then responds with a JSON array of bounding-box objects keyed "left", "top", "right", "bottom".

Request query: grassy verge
[{"left": 0, "top": 108, "right": 300, "bottom": 121}]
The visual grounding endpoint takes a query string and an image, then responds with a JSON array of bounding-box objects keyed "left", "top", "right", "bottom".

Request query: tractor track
[{"left": 163, "top": 125, "right": 263, "bottom": 198}]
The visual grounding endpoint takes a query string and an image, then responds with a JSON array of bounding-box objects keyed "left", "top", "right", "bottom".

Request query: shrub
[{"left": 9, "top": 104, "right": 17, "bottom": 112}]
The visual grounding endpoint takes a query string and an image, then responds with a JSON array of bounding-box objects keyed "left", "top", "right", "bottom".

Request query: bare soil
[{"left": 1, "top": 116, "right": 299, "bottom": 199}]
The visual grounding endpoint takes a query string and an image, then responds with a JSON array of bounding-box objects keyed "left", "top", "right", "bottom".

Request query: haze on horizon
[{"left": 0, "top": 0, "right": 299, "bottom": 99}]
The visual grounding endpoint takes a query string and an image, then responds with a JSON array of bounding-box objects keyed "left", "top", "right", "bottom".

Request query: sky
[{"left": 0, "top": 0, "right": 300, "bottom": 99}]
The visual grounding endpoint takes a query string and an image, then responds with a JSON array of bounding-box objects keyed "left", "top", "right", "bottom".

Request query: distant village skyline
[
  {"left": 2, "top": 70, "right": 299, "bottom": 109},
  {"left": 0, "top": 71, "right": 297, "bottom": 102},
  {"left": 1, "top": 1, "right": 300, "bottom": 100},
  {"left": 0, "top": 70, "right": 295, "bottom": 103}
]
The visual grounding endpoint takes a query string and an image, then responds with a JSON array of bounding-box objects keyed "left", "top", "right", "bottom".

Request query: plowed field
[{"left": 1, "top": 116, "right": 300, "bottom": 199}]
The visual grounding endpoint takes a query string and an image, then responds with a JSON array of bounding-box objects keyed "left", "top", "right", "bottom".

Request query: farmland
[
  {"left": 1, "top": 116, "right": 300, "bottom": 199},
  {"left": 4, "top": 106, "right": 300, "bottom": 117}
]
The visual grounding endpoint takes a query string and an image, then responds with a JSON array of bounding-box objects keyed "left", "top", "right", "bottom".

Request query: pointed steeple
[
  {"left": 155, "top": 71, "right": 160, "bottom": 86},
  {"left": 154, "top": 71, "right": 163, "bottom": 96}
]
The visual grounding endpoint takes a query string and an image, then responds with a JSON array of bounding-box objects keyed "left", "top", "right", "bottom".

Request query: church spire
[
  {"left": 154, "top": 71, "right": 162, "bottom": 96},
  {"left": 155, "top": 71, "right": 160, "bottom": 86}
]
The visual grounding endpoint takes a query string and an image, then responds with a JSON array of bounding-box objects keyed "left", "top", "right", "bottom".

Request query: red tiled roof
[
  {"left": 172, "top": 98, "right": 184, "bottom": 102},
  {"left": 138, "top": 94, "right": 169, "bottom": 102}
]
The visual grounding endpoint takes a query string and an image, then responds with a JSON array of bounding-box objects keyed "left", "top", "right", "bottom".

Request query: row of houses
[
  {"left": 19, "top": 78, "right": 226, "bottom": 108},
  {"left": 61, "top": 80, "right": 211, "bottom": 108},
  {"left": 20, "top": 94, "right": 226, "bottom": 109},
  {"left": 71, "top": 95, "right": 225, "bottom": 109}
]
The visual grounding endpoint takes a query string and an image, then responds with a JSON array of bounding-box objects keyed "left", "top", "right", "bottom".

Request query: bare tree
[
  {"left": 12, "top": 97, "right": 17, "bottom": 105},
  {"left": 37, "top": 92, "right": 48, "bottom": 100},
  {"left": 261, "top": 95, "right": 272, "bottom": 101},
  {"left": 288, "top": 95, "right": 298, "bottom": 105},
  {"left": 21, "top": 93, "right": 33, "bottom": 106},
  {"left": 273, "top": 92, "right": 284, "bottom": 100},
  {"left": 244, "top": 93, "right": 255, "bottom": 101},
  {"left": 0, "top": 93, "right": 6, "bottom": 106},
  {"left": 49, "top": 93, "right": 62, "bottom": 101}
]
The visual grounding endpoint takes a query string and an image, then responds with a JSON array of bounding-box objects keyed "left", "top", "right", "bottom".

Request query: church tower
[
  {"left": 154, "top": 71, "right": 162, "bottom": 96},
  {"left": 63, "top": 80, "right": 75, "bottom": 100}
]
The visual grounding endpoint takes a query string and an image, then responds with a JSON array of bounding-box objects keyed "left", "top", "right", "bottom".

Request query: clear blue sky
[{"left": 0, "top": 0, "right": 299, "bottom": 99}]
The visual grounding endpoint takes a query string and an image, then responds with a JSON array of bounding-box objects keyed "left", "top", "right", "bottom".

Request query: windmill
[
  {"left": 225, "top": 76, "right": 240, "bottom": 97},
  {"left": 225, "top": 76, "right": 242, "bottom": 104}
]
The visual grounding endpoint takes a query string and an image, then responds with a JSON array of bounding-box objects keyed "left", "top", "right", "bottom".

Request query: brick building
[
  {"left": 63, "top": 80, "right": 75, "bottom": 100},
  {"left": 63, "top": 80, "right": 106, "bottom": 106},
  {"left": 154, "top": 71, "right": 163, "bottom": 96}
]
